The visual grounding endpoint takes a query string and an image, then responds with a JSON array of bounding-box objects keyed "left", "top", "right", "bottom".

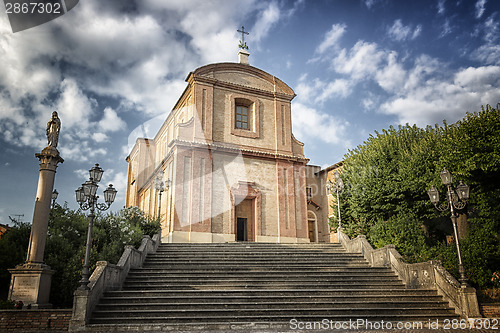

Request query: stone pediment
[{"left": 189, "top": 63, "right": 295, "bottom": 99}]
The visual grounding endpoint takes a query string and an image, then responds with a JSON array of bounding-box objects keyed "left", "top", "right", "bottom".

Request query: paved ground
[{"left": 64, "top": 318, "right": 500, "bottom": 333}]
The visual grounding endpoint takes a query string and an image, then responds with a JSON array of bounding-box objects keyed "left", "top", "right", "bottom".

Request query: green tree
[
  {"left": 339, "top": 104, "right": 500, "bottom": 289},
  {"left": 0, "top": 205, "right": 160, "bottom": 308},
  {"left": 0, "top": 220, "right": 31, "bottom": 300}
]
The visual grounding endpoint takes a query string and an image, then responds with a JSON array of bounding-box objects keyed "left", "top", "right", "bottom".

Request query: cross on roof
[{"left": 237, "top": 26, "right": 249, "bottom": 50}]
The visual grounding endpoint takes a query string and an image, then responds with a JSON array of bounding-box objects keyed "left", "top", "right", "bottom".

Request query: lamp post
[
  {"left": 51, "top": 189, "right": 58, "bottom": 209},
  {"left": 75, "top": 164, "right": 117, "bottom": 290},
  {"left": 428, "top": 167, "right": 470, "bottom": 287},
  {"left": 154, "top": 171, "right": 171, "bottom": 218},
  {"left": 327, "top": 170, "right": 344, "bottom": 230}
]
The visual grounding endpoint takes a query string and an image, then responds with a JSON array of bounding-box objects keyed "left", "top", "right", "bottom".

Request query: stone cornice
[{"left": 171, "top": 139, "right": 309, "bottom": 163}]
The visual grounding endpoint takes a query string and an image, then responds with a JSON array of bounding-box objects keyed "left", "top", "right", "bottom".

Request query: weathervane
[{"left": 237, "top": 26, "right": 249, "bottom": 50}]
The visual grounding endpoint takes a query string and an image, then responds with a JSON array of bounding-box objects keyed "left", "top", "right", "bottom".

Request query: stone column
[{"left": 8, "top": 145, "right": 63, "bottom": 308}]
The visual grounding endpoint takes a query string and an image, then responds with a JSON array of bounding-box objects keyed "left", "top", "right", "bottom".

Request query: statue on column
[
  {"left": 46, "top": 111, "right": 61, "bottom": 148},
  {"left": 8, "top": 110, "right": 63, "bottom": 308}
]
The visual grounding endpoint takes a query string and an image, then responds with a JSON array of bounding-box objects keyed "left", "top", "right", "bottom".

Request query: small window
[
  {"left": 306, "top": 187, "right": 312, "bottom": 200},
  {"left": 235, "top": 105, "right": 249, "bottom": 130},
  {"left": 231, "top": 96, "right": 259, "bottom": 138}
]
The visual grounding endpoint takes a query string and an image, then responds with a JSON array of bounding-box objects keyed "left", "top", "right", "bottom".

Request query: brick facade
[
  {"left": 125, "top": 58, "right": 330, "bottom": 243},
  {"left": 0, "top": 309, "right": 71, "bottom": 332},
  {"left": 481, "top": 303, "right": 500, "bottom": 318}
]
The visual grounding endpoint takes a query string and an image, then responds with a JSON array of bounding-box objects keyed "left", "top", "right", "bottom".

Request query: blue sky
[{"left": 1, "top": 0, "right": 499, "bottom": 225}]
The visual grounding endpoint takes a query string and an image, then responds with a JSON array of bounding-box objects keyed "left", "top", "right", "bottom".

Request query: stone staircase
[{"left": 87, "top": 243, "right": 459, "bottom": 331}]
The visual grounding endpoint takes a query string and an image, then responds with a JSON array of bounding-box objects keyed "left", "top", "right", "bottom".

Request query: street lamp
[
  {"left": 427, "top": 167, "right": 470, "bottom": 287},
  {"left": 154, "top": 171, "right": 171, "bottom": 218},
  {"left": 51, "top": 189, "right": 58, "bottom": 208},
  {"left": 75, "top": 164, "right": 117, "bottom": 290},
  {"left": 327, "top": 170, "right": 344, "bottom": 230}
]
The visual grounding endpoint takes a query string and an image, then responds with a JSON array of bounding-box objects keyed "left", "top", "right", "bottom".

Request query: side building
[{"left": 125, "top": 51, "right": 330, "bottom": 243}]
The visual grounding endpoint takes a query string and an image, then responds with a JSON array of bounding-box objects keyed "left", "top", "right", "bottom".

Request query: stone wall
[{"left": 0, "top": 309, "right": 71, "bottom": 332}]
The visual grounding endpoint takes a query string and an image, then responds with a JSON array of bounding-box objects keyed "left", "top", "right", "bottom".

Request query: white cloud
[
  {"left": 333, "top": 41, "right": 385, "bottom": 80},
  {"left": 93, "top": 133, "right": 109, "bottom": 143},
  {"left": 61, "top": 142, "right": 107, "bottom": 162},
  {"left": 0, "top": 0, "right": 273, "bottom": 161},
  {"left": 387, "top": 20, "right": 421, "bottom": 41},
  {"left": 319, "top": 32, "right": 500, "bottom": 127},
  {"left": 471, "top": 15, "right": 500, "bottom": 65},
  {"left": 437, "top": 0, "right": 445, "bottom": 15},
  {"left": 98, "top": 107, "right": 126, "bottom": 133},
  {"left": 295, "top": 76, "right": 352, "bottom": 104},
  {"left": 483, "top": 16, "right": 499, "bottom": 44},
  {"left": 412, "top": 25, "right": 422, "bottom": 39},
  {"left": 291, "top": 73, "right": 352, "bottom": 148},
  {"left": 472, "top": 44, "right": 500, "bottom": 65},
  {"left": 364, "top": 0, "right": 382, "bottom": 9},
  {"left": 292, "top": 102, "right": 349, "bottom": 145},
  {"left": 379, "top": 64, "right": 500, "bottom": 125},
  {"left": 315, "top": 24, "right": 346, "bottom": 55},
  {"left": 54, "top": 78, "right": 96, "bottom": 131},
  {"left": 475, "top": 0, "right": 487, "bottom": 19},
  {"left": 0, "top": 0, "right": 301, "bottom": 160},
  {"left": 316, "top": 79, "right": 352, "bottom": 102},
  {"left": 440, "top": 19, "right": 452, "bottom": 37},
  {"left": 454, "top": 66, "right": 500, "bottom": 90},
  {"left": 252, "top": 1, "right": 281, "bottom": 43},
  {"left": 374, "top": 51, "right": 407, "bottom": 93},
  {"left": 362, "top": 95, "right": 377, "bottom": 111}
]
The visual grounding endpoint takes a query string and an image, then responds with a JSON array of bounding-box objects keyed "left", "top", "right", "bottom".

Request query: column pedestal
[{"left": 8, "top": 263, "right": 55, "bottom": 308}]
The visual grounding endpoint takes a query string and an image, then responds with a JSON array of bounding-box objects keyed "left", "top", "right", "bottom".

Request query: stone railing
[
  {"left": 69, "top": 234, "right": 160, "bottom": 331},
  {"left": 337, "top": 228, "right": 481, "bottom": 319}
]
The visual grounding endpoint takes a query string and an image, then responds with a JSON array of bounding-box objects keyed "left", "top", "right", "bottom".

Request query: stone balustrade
[
  {"left": 68, "top": 234, "right": 160, "bottom": 331},
  {"left": 337, "top": 228, "right": 481, "bottom": 319}
]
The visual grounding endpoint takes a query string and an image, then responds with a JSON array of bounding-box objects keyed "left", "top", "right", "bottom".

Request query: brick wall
[
  {"left": 0, "top": 309, "right": 71, "bottom": 332},
  {"left": 481, "top": 303, "right": 500, "bottom": 318}
]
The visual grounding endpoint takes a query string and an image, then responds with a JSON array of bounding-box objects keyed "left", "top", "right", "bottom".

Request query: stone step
[
  {"left": 92, "top": 307, "right": 457, "bottom": 324},
  {"left": 87, "top": 242, "right": 460, "bottom": 329},
  {"left": 157, "top": 243, "right": 344, "bottom": 247},
  {"left": 154, "top": 247, "right": 346, "bottom": 253},
  {"left": 93, "top": 306, "right": 454, "bottom": 320},
  {"left": 144, "top": 259, "right": 367, "bottom": 264},
  {"left": 103, "top": 288, "right": 434, "bottom": 298},
  {"left": 124, "top": 275, "right": 401, "bottom": 282},
  {"left": 84, "top": 319, "right": 451, "bottom": 332},
  {"left": 122, "top": 285, "right": 405, "bottom": 291},
  {"left": 147, "top": 254, "right": 360, "bottom": 259},
  {"left": 95, "top": 300, "right": 451, "bottom": 311},
  {"left": 140, "top": 263, "right": 371, "bottom": 269},
  {"left": 145, "top": 256, "right": 366, "bottom": 262},
  {"left": 153, "top": 251, "right": 349, "bottom": 256},
  {"left": 128, "top": 267, "right": 393, "bottom": 275},
  {"left": 122, "top": 281, "right": 405, "bottom": 289},
  {"left": 99, "top": 294, "right": 447, "bottom": 305}
]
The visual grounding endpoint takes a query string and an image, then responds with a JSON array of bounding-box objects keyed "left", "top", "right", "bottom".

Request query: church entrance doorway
[
  {"left": 237, "top": 218, "right": 247, "bottom": 241},
  {"left": 235, "top": 199, "right": 254, "bottom": 241}
]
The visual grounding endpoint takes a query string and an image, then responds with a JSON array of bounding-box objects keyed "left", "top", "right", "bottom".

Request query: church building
[{"left": 125, "top": 48, "right": 330, "bottom": 243}]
